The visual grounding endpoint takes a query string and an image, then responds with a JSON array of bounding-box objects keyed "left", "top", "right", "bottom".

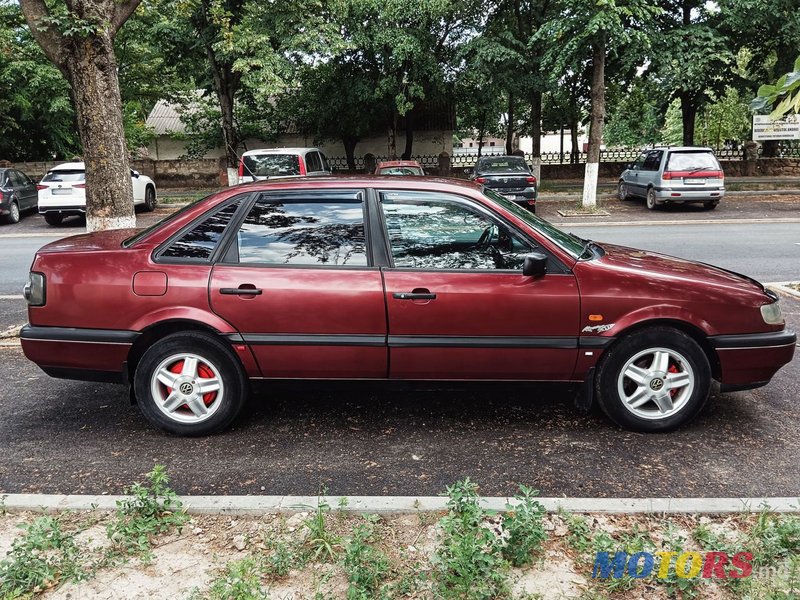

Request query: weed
[
  {"left": 562, "top": 511, "right": 593, "bottom": 555},
  {"left": 502, "top": 485, "right": 547, "bottom": 567},
  {"left": 303, "top": 496, "right": 341, "bottom": 563},
  {"left": 343, "top": 518, "right": 390, "bottom": 599},
  {"left": 657, "top": 522, "right": 700, "bottom": 599},
  {"left": 0, "top": 515, "right": 84, "bottom": 596},
  {"left": 106, "top": 464, "right": 187, "bottom": 561},
  {"left": 0, "top": 495, "right": 6, "bottom": 516},
  {"left": 431, "top": 478, "right": 509, "bottom": 600},
  {"left": 197, "top": 557, "right": 268, "bottom": 600},
  {"left": 262, "top": 535, "right": 300, "bottom": 578},
  {"left": 592, "top": 525, "right": 655, "bottom": 593}
]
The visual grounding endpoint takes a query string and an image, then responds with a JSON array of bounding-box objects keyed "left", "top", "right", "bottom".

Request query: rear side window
[
  {"left": 306, "top": 152, "right": 322, "bottom": 172},
  {"left": 319, "top": 152, "right": 331, "bottom": 172},
  {"left": 41, "top": 170, "right": 85, "bottom": 183},
  {"left": 233, "top": 194, "right": 367, "bottom": 266},
  {"left": 9, "top": 171, "right": 24, "bottom": 186},
  {"left": 643, "top": 150, "right": 663, "bottom": 171},
  {"left": 666, "top": 151, "right": 720, "bottom": 171},
  {"left": 160, "top": 201, "right": 241, "bottom": 261},
  {"left": 242, "top": 154, "right": 301, "bottom": 177}
]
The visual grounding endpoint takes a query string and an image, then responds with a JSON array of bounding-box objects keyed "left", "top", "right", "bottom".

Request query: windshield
[
  {"left": 42, "top": 170, "right": 85, "bottom": 182},
  {"left": 666, "top": 151, "right": 720, "bottom": 171},
  {"left": 242, "top": 154, "right": 301, "bottom": 177},
  {"left": 482, "top": 188, "right": 586, "bottom": 259},
  {"left": 123, "top": 194, "right": 213, "bottom": 248},
  {"left": 477, "top": 157, "right": 529, "bottom": 174}
]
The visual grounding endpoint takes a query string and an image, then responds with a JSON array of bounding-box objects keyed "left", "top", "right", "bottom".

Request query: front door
[
  {"left": 378, "top": 190, "right": 580, "bottom": 380},
  {"left": 209, "top": 190, "right": 387, "bottom": 378}
]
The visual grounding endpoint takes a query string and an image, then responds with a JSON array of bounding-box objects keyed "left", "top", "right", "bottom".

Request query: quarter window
[
  {"left": 380, "top": 192, "right": 537, "bottom": 270},
  {"left": 234, "top": 196, "right": 368, "bottom": 266},
  {"left": 161, "top": 201, "right": 241, "bottom": 261},
  {"left": 305, "top": 152, "right": 322, "bottom": 172}
]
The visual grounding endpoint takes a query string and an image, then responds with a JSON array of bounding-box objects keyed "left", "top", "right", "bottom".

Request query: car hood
[
  {"left": 37, "top": 228, "right": 139, "bottom": 254},
  {"left": 593, "top": 242, "right": 765, "bottom": 294}
]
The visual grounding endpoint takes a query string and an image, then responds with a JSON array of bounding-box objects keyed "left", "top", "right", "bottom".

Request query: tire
[
  {"left": 618, "top": 181, "right": 628, "bottom": 201},
  {"left": 44, "top": 213, "right": 63, "bottom": 226},
  {"left": 133, "top": 331, "right": 248, "bottom": 436},
  {"left": 594, "top": 327, "right": 711, "bottom": 432},
  {"left": 645, "top": 188, "right": 659, "bottom": 210},
  {"left": 4, "top": 201, "right": 19, "bottom": 224},
  {"left": 143, "top": 186, "right": 156, "bottom": 212},
  {"left": 704, "top": 201, "right": 718, "bottom": 210}
]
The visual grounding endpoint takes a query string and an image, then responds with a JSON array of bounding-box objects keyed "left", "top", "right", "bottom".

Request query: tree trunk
[
  {"left": 343, "top": 136, "right": 358, "bottom": 171},
  {"left": 570, "top": 119, "right": 579, "bottom": 165},
  {"left": 582, "top": 39, "right": 605, "bottom": 208},
  {"left": 20, "top": 0, "right": 142, "bottom": 232},
  {"left": 530, "top": 90, "right": 542, "bottom": 181},
  {"left": 680, "top": 93, "right": 697, "bottom": 146},
  {"left": 401, "top": 112, "right": 413, "bottom": 160},
  {"left": 506, "top": 93, "right": 515, "bottom": 154},
  {"left": 209, "top": 58, "right": 240, "bottom": 169}
]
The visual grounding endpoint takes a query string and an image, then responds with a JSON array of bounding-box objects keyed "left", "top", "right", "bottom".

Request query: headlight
[
  {"left": 23, "top": 272, "right": 46, "bottom": 306},
  {"left": 760, "top": 301, "right": 783, "bottom": 325}
]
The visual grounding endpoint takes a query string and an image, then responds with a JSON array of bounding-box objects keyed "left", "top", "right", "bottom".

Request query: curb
[
  {"left": 557, "top": 217, "right": 800, "bottom": 227},
  {"left": 767, "top": 282, "right": 800, "bottom": 299},
  {"left": 2, "top": 494, "right": 799, "bottom": 515}
]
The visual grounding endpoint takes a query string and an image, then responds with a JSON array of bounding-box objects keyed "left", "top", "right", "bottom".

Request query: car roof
[
  {"left": 477, "top": 155, "right": 526, "bottom": 161},
  {"left": 376, "top": 160, "right": 422, "bottom": 168},
  {"left": 650, "top": 146, "right": 715, "bottom": 152},
  {"left": 48, "top": 162, "right": 86, "bottom": 171},
  {"left": 241, "top": 148, "right": 321, "bottom": 157},
  {"left": 233, "top": 175, "right": 480, "bottom": 193}
]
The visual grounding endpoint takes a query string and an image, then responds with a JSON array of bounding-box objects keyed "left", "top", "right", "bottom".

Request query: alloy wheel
[
  {"left": 616, "top": 347, "right": 695, "bottom": 420},
  {"left": 150, "top": 352, "right": 224, "bottom": 424}
]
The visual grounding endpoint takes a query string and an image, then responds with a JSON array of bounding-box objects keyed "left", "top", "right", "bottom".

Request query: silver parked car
[{"left": 618, "top": 146, "right": 725, "bottom": 210}]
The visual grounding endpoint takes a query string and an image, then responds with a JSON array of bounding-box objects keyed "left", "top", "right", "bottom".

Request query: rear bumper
[
  {"left": 710, "top": 329, "right": 796, "bottom": 389},
  {"left": 654, "top": 187, "right": 725, "bottom": 202},
  {"left": 38, "top": 206, "right": 86, "bottom": 215},
  {"left": 20, "top": 324, "right": 136, "bottom": 383}
]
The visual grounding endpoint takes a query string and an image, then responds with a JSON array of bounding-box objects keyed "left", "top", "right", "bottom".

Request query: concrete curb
[
  {"left": 558, "top": 217, "right": 800, "bottom": 227},
  {"left": 767, "top": 282, "right": 800, "bottom": 299},
  {"left": 2, "top": 494, "right": 799, "bottom": 515}
]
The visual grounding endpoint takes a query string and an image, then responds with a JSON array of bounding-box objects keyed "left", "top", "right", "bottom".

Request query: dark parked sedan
[
  {"left": 21, "top": 177, "right": 795, "bottom": 436},
  {"left": 470, "top": 155, "right": 537, "bottom": 212},
  {"left": 0, "top": 167, "right": 38, "bottom": 224}
]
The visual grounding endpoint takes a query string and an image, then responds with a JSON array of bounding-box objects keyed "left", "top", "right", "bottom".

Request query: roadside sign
[{"left": 752, "top": 114, "right": 800, "bottom": 141}]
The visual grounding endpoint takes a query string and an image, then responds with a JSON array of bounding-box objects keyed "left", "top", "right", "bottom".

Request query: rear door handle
[
  {"left": 393, "top": 292, "right": 436, "bottom": 300},
  {"left": 220, "top": 286, "right": 262, "bottom": 296}
]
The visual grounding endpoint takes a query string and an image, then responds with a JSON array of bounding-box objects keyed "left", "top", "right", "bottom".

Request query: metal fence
[{"left": 328, "top": 142, "right": 800, "bottom": 171}]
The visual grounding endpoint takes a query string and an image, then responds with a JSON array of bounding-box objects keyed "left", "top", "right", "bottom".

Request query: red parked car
[
  {"left": 21, "top": 178, "right": 795, "bottom": 435},
  {"left": 374, "top": 160, "right": 425, "bottom": 176}
]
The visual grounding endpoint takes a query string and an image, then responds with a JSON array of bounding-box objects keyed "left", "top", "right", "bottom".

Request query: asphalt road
[{"left": 0, "top": 293, "right": 798, "bottom": 498}]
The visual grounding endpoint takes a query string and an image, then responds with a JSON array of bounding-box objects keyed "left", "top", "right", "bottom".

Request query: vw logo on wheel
[
  {"left": 649, "top": 378, "right": 665, "bottom": 391},
  {"left": 179, "top": 382, "right": 194, "bottom": 395}
]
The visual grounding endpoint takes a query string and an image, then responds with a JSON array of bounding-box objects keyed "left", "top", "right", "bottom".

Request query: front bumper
[{"left": 710, "top": 329, "right": 796, "bottom": 390}]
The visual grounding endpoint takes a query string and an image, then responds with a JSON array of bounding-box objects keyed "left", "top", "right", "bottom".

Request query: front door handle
[
  {"left": 393, "top": 291, "right": 436, "bottom": 300},
  {"left": 220, "top": 285, "right": 262, "bottom": 296}
]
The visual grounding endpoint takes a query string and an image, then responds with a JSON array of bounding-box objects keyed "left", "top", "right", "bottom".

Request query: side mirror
[
  {"left": 131, "top": 169, "right": 140, "bottom": 178},
  {"left": 522, "top": 252, "right": 548, "bottom": 278}
]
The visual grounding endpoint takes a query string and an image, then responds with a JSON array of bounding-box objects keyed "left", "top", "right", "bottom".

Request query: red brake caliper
[
  {"left": 668, "top": 364, "right": 679, "bottom": 397},
  {"left": 163, "top": 360, "right": 216, "bottom": 407}
]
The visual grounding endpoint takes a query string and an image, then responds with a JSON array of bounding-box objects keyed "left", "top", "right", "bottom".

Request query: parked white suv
[
  {"left": 37, "top": 162, "right": 157, "bottom": 226},
  {"left": 237, "top": 148, "right": 332, "bottom": 183}
]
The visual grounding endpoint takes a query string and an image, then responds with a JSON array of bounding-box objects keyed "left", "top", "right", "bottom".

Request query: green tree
[
  {"left": 604, "top": 78, "right": 664, "bottom": 148},
  {"left": 19, "top": 0, "right": 142, "bottom": 230}
]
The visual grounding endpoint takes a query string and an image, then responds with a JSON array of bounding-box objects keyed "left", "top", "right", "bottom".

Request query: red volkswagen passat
[{"left": 21, "top": 178, "right": 795, "bottom": 435}]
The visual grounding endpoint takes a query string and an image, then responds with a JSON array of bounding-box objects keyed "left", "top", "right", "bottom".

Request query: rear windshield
[
  {"left": 378, "top": 166, "right": 424, "bottom": 176},
  {"left": 242, "top": 154, "right": 301, "bottom": 178},
  {"left": 41, "top": 170, "right": 85, "bottom": 182},
  {"left": 666, "top": 152, "right": 720, "bottom": 171},
  {"left": 477, "top": 157, "right": 529, "bottom": 174}
]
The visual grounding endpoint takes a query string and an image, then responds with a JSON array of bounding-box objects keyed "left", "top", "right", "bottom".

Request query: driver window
[
  {"left": 380, "top": 191, "right": 536, "bottom": 270},
  {"left": 632, "top": 153, "right": 647, "bottom": 170}
]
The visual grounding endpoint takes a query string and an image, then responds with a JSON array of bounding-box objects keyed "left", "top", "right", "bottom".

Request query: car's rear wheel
[
  {"left": 595, "top": 327, "right": 711, "bottom": 432},
  {"left": 133, "top": 332, "right": 248, "bottom": 436},
  {"left": 5, "top": 201, "right": 19, "bottom": 224},
  {"left": 43, "top": 213, "right": 63, "bottom": 226},
  {"left": 646, "top": 188, "right": 659, "bottom": 210},
  {"left": 618, "top": 181, "right": 629, "bottom": 201},
  {"left": 704, "top": 201, "right": 718, "bottom": 210},
  {"left": 144, "top": 186, "right": 156, "bottom": 212}
]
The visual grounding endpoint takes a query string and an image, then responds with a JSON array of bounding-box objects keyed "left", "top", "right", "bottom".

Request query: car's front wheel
[
  {"left": 618, "top": 181, "right": 629, "bottom": 201},
  {"left": 595, "top": 327, "right": 711, "bottom": 432},
  {"left": 133, "top": 332, "right": 248, "bottom": 435}
]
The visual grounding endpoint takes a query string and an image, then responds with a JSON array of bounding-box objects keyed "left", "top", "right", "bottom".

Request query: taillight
[
  {"left": 662, "top": 172, "right": 673, "bottom": 180},
  {"left": 475, "top": 177, "right": 486, "bottom": 184},
  {"left": 526, "top": 176, "right": 537, "bottom": 184},
  {"left": 298, "top": 156, "right": 307, "bottom": 176},
  {"left": 36, "top": 184, "right": 47, "bottom": 191},
  {"left": 238, "top": 159, "right": 244, "bottom": 178}
]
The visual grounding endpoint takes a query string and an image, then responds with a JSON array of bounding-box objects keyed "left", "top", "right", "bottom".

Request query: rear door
[
  {"left": 209, "top": 189, "right": 387, "bottom": 378},
  {"left": 377, "top": 190, "right": 580, "bottom": 380}
]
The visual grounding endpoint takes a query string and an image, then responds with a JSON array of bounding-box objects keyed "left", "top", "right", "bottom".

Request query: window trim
[
  {"left": 152, "top": 194, "right": 253, "bottom": 264},
  {"left": 376, "top": 190, "right": 570, "bottom": 274},
  {"left": 215, "top": 189, "right": 374, "bottom": 269}
]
